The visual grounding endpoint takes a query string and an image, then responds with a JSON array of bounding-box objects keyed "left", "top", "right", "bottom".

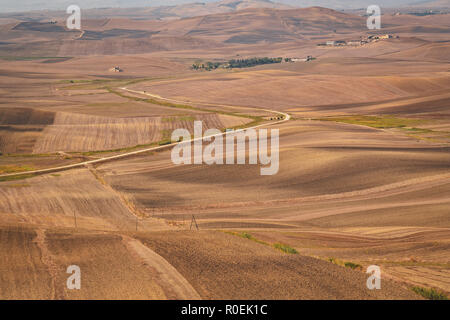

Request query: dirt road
[
  {"left": 122, "top": 235, "right": 201, "bottom": 300},
  {"left": 0, "top": 88, "right": 290, "bottom": 179}
]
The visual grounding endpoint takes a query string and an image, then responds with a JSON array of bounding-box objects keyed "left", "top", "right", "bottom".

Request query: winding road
[{"left": 0, "top": 87, "right": 290, "bottom": 178}]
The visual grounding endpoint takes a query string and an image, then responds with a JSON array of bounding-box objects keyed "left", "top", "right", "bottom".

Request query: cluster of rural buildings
[
  {"left": 318, "top": 34, "right": 396, "bottom": 47},
  {"left": 284, "top": 56, "right": 314, "bottom": 63},
  {"left": 109, "top": 66, "right": 123, "bottom": 72}
]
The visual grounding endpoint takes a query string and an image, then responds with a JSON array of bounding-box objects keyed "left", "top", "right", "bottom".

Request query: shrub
[
  {"left": 412, "top": 286, "right": 448, "bottom": 300},
  {"left": 273, "top": 243, "right": 298, "bottom": 254},
  {"left": 344, "top": 262, "right": 362, "bottom": 270}
]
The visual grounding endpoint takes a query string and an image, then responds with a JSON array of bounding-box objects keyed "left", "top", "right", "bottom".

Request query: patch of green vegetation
[
  {"left": 158, "top": 129, "right": 174, "bottom": 146},
  {"left": 320, "top": 115, "right": 429, "bottom": 129},
  {"left": 273, "top": 243, "right": 298, "bottom": 254},
  {"left": 0, "top": 165, "right": 35, "bottom": 175},
  {"left": 193, "top": 57, "right": 283, "bottom": 71},
  {"left": 412, "top": 286, "right": 448, "bottom": 300},
  {"left": 1, "top": 183, "right": 31, "bottom": 188},
  {"left": 58, "top": 79, "right": 93, "bottom": 84},
  {"left": 158, "top": 140, "right": 172, "bottom": 146},
  {"left": 344, "top": 262, "right": 362, "bottom": 270},
  {"left": 224, "top": 231, "right": 300, "bottom": 255},
  {"left": 223, "top": 231, "right": 269, "bottom": 246},
  {"left": 1, "top": 153, "right": 56, "bottom": 158},
  {"left": 162, "top": 116, "right": 196, "bottom": 123},
  {"left": 328, "top": 258, "right": 362, "bottom": 270},
  {"left": 403, "top": 127, "right": 434, "bottom": 134},
  {"left": 50, "top": 174, "right": 61, "bottom": 177},
  {"left": 0, "top": 174, "right": 36, "bottom": 182},
  {"left": 78, "top": 142, "right": 159, "bottom": 156}
]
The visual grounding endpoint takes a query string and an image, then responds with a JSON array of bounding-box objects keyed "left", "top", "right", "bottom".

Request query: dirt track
[
  {"left": 123, "top": 235, "right": 200, "bottom": 300},
  {"left": 0, "top": 88, "right": 289, "bottom": 178}
]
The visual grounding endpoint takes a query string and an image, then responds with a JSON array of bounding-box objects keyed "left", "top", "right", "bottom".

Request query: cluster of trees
[
  {"left": 192, "top": 57, "right": 283, "bottom": 71},
  {"left": 192, "top": 61, "right": 222, "bottom": 71},
  {"left": 228, "top": 57, "right": 283, "bottom": 68}
]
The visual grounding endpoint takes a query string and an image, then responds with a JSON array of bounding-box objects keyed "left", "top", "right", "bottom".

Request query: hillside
[{"left": 0, "top": 7, "right": 366, "bottom": 56}]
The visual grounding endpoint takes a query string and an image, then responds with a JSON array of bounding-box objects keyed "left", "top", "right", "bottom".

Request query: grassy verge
[
  {"left": 1, "top": 183, "right": 31, "bottom": 188},
  {"left": 319, "top": 115, "right": 428, "bottom": 129},
  {"left": 412, "top": 286, "right": 448, "bottom": 300},
  {"left": 319, "top": 115, "right": 450, "bottom": 142},
  {"left": 162, "top": 116, "right": 197, "bottom": 122},
  {"left": 0, "top": 173, "right": 36, "bottom": 182},
  {"left": 224, "top": 231, "right": 269, "bottom": 246},
  {"left": 76, "top": 142, "right": 161, "bottom": 156},
  {"left": 1, "top": 153, "right": 57, "bottom": 158},
  {"left": 0, "top": 165, "right": 35, "bottom": 175},
  {"left": 328, "top": 258, "right": 363, "bottom": 270},
  {"left": 224, "top": 231, "right": 298, "bottom": 254},
  {"left": 58, "top": 77, "right": 161, "bottom": 91},
  {"left": 273, "top": 243, "right": 298, "bottom": 254},
  {"left": 107, "top": 88, "right": 265, "bottom": 128}
]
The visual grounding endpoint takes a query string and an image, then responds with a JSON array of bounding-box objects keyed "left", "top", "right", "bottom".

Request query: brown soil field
[
  {"left": 136, "top": 230, "right": 419, "bottom": 299},
  {"left": 130, "top": 61, "right": 450, "bottom": 110},
  {"left": 0, "top": 226, "right": 53, "bottom": 299}
]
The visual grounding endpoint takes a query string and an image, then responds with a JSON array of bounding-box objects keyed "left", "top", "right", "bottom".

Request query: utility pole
[{"left": 190, "top": 215, "right": 199, "bottom": 231}]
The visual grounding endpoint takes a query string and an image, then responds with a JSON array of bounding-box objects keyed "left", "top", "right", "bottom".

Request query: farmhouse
[
  {"left": 290, "top": 56, "right": 313, "bottom": 62},
  {"left": 109, "top": 66, "right": 123, "bottom": 73},
  {"left": 368, "top": 34, "right": 393, "bottom": 40},
  {"left": 347, "top": 40, "right": 363, "bottom": 46},
  {"left": 326, "top": 40, "right": 346, "bottom": 46}
]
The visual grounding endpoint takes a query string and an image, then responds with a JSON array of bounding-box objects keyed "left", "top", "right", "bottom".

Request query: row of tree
[
  {"left": 192, "top": 61, "right": 222, "bottom": 71},
  {"left": 228, "top": 57, "right": 283, "bottom": 68},
  {"left": 192, "top": 57, "right": 283, "bottom": 71}
]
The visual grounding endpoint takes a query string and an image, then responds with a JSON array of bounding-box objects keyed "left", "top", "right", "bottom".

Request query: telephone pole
[{"left": 190, "top": 215, "right": 199, "bottom": 231}]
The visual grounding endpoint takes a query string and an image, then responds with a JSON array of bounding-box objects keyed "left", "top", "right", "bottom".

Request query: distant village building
[
  {"left": 109, "top": 66, "right": 123, "bottom": 73},
  {"left": 290, "top": 56, "right": 313, "bottom": 62},
  {"left": 368, "top": 34, "right": 393, "bottom": 41},
  {"left": 326, "top": 40, "right": 346, "bottom": 46},
  {"left": 285, "top": 56, "right": 314, "bottom": 63},
  {"left": 319, "top": 34, "right": 394, "bottom": 48},
  {"left": 347, "top": 40, "right": 363, "bottom": 46}
]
